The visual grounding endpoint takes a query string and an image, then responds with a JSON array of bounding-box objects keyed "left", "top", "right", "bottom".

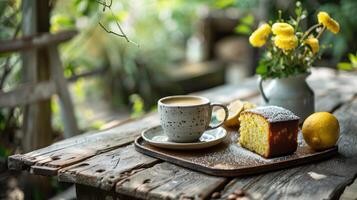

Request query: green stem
[
  {"left": 295, "top": 15, "right": 301, "bottom": 31},
  {"left": 301, "top": 23, "right": 322, "bottom": 41},
  {"left": 278, "top": 10, "right": 282, "bottom": 21},
  {"left": 316, "top": 26, "right": 326, "bottom": 40}
]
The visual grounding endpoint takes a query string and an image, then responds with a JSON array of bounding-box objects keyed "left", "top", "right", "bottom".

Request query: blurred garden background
[{"left": 1, "top": 0, "right": 357, "bottom": 199}]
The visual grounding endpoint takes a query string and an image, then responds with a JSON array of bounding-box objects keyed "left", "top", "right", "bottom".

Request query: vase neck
[{"left": 276, "top": 74, "right": 309, "bottom": 83}]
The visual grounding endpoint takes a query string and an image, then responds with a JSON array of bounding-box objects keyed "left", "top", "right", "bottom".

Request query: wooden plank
[
  {"left": 218, "top": 97, "right": 357, "bottom": 200},
  {"left": 0, "top": 81, "right": 56, "bottom": 107},
  {"left": 340, "top": 177, "right": 357, "bottom": 200},
  {"left": 334, "top": 97, "right": 357, "bottom": 158},
  {"left": 315, "top": 91, "right": 347, "bottom": 112},
  {"left": 308, "top": 69, "right": 357, "bottom": 97},
  {"left": 218, "top": 162, "right": 356, "bottom": 200},
  {"left": 193, "top": 78, "right": 259, "bottom": 105},
  {"left": 49, "top": 45, "right": 79, "bottom": 138},
  {"left": 31, "top": 165, "right": 59, "bottom": 176},
  {"left": 8, "top": 114, "right": 159, "bottom": 172},
  {"left": 58, "top": 145, "right": 160, "bottom": 191},
  {"left": 0, "top": 30, "right": 77, "bottom": 53},
  {"left": 67, "top": 67, "right": 107, "bottom": 82},
  {"left": 116, "top": 162, "right": 227, "bottom": 200}
]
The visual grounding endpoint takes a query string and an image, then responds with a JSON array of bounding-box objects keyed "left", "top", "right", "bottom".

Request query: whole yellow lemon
[{"left": 302, "top": 112, "right": 340, "bottom": 151}]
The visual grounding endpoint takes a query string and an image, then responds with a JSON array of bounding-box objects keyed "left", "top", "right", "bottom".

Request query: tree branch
[
  {"left": 0, "top": 57, "right": 20, "bottom": 90},
  {"left": 96, "top": 0, "right": 138, "bottom": 46},
  {"left": 96, "top": 0, "right": 113, "bottom": 12},
  {"left": 98, "top": 22, "right": 126, "bottom": 38}
]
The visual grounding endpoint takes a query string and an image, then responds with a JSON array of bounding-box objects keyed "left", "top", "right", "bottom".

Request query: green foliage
[
  {"left": 256, "top": 48, "right": 310, "bottom": 79},
  {"left": 213, "top": 0, "right": 259, "bottom": 9},
  {"left": 0, "top": 111, "right": 11, "bottom": 157},
  {"left": 318, "top": 0, "right": 357, "bottom": 63},
  {"left": 225, "top": 0, "right": 260, "bottom": 47},
  {"left": 337, "top": 52, "right": 357, "bottom": 71},
  {"left": 234, "top": 14, "right": 255, "bottom": 35},
  {"left": 214, "top": 0, "right": 236, "bottom": 8},
  {"left": 51, "top": 0, "right": 204, "bottom": 110},
  {"left": 0, "top": 0, "right": 21, "bottom": 40},
  {"left": 0, "top": 111, "right": 5, "bottom": 131},
  {"left": 255, "top": 2, "right": 313, "bottom": 79},
  {"left": 129, "top": 94, "right": 145, "bottom": 118},
  {"left": 0, "top": 1, "right": 21, "bottom": 156}
]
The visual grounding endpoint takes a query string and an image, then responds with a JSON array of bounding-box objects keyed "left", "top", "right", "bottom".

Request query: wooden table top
[{"left": 8, "top": 68, "right": 357, "bottom": 200}]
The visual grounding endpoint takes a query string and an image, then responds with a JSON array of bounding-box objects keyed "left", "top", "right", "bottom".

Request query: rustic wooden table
[{"left": 8, "top": 68, "right": 357, "bottom": 200}]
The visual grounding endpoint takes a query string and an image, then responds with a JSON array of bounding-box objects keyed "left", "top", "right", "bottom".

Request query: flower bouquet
[{"left": 249, "top": 2, "right": 340, "bottom": 121}]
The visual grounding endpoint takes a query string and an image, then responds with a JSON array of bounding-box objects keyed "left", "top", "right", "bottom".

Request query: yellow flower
[
  {"left": 272, "top": 23, "right": 294, "bottom": 36},
  {"left": 317, "top": 11, "right": 340, "bottom": 34},
  {"left": 304, "top": 37, "right": 319, "bottom": 54},
  {"left": 249, "top": 24, "right": 271, "bottom": 47},
  {"left": 274, "top": 35, "right": 298, "bottom": 51}
]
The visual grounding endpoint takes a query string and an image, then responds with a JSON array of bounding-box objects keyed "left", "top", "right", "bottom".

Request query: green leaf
[
  {"left": 0, "top": 111, "right": 5, "bottom": 131},
  {"left": 240, "top": 14, "right": 254, "bottom": 25},
  {"left": 234, "top": 24, "right": 251, "bottom": 35},
  {"left": 51, "top": 14, "right": 73, "bottom": 26},
  {"left": 295, "top": 2, "right": 302, "bottom": 16},
  {"left": 214, "top": 0, "right": 236, "bottom": 8},
  {"left": 337, "top": 62, "right": 353, "bottom": 70},
  {"left": 256, "top": 64, "right": 268, "bottom": 75},
  {"left": 300, "top": 10, "right": 307, "bottom": 20},
  {"left": 348, "top": 53, "right": 357, "bottom": 64}
]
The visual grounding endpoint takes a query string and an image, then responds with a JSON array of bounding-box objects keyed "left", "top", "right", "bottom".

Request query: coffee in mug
[{"left": 158, "top": 95, "right": 228, "bottom": 143}]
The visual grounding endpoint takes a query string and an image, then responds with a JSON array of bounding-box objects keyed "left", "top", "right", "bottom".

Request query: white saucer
[{"left": 141, "top": 126, "right": 227, "bottom": 150}]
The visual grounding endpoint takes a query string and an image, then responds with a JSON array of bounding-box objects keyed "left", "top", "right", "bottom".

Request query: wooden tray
[{"left": 134, "top": 129, "right": 338, "bottom": 177}]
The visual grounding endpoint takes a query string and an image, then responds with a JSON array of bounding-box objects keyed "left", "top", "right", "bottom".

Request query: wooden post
[
  {"left": 20, "top": 0, "right": 78, "bottom": 150},
  {"left": 20, "top": 2, "right": 53, "bottom": 199},
  {"left": 21, "top": 0, "right": 42, "bottom": 152},
  {"left": 34, "top": 0, "right": 53, "bottom": 148},
  {"left": 49, "top": 45, "right": 79, "bottom": 137}
]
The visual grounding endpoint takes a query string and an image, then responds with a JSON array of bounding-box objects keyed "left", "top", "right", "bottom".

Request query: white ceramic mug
[{"left": 158, "top": 95, "right": 229, "bottom": 143}]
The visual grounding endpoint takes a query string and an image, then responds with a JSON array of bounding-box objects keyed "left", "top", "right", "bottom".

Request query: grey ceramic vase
[{"left": 259, "top": 73, "right": 315, "bottom": 123}]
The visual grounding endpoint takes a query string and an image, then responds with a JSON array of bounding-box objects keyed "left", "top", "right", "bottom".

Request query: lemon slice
[
  {"left": 216, "top": 100, "right": 244, "bottom": 127},
  {"left": 242, "top": 101, "right": 256, "bottom": 110}
]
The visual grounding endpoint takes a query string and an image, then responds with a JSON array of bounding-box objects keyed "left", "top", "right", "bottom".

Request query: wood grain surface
[
  {"left": 116, "top": 162, "right": 227, "bottom": 199},
  {"left": 7, "top": 68, "right": 357, "bottom": 200}
]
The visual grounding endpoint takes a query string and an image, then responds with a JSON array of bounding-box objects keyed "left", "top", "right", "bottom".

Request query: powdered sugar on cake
[{"left": 245, "top": 106, "right": 299, "bottom": 123}]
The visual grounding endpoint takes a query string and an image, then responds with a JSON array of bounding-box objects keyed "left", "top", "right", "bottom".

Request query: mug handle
[{"left": 208, "top": 103, "right": 229, "bottom": 130}]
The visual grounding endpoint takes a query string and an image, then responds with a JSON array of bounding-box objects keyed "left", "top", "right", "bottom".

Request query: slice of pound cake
[{"left": 239, "top": 106, "right": 299, "bottom": 158}]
